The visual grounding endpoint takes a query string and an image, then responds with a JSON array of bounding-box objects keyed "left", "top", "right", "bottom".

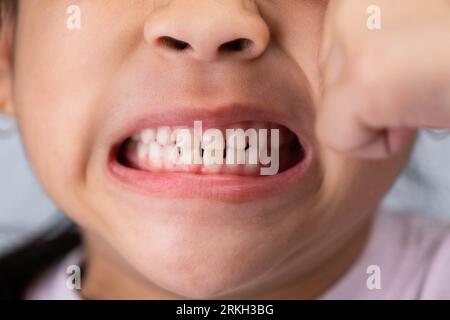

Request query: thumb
[
  {"left": 317, "top": 80, "right": 417, "bottom": 158},
  {"left": 317, "top": 1, "right": 417, "bottom": 158}
]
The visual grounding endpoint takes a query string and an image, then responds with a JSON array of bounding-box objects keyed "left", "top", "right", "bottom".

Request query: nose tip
[{"left": 144, "top": 2, "right": 270, "bottom": 62}]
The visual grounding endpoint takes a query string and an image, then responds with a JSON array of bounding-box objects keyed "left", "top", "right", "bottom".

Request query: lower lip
[{"left": 106, "top": 148, "right": 312, "bottom": 202}]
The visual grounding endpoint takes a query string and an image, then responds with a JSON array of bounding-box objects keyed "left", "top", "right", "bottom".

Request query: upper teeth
[{"left": 156, "top": 126, "right": 173, "bottom": 145}]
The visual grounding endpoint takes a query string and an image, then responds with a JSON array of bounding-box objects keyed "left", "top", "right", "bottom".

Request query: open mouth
[
  {"left": 116, "top": 121, "right": 305, "bottom": 176},
  {"left": 106, "top": 109, "right": 312, "bottom": 202}
]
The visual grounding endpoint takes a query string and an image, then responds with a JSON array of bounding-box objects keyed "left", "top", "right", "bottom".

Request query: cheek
[
  {"left": 13, "top": 61, "right": 95, "bottom": 197},
  {"left": 12, "top": 3, "right": 137, "bottom": 194},
  {"left": 273, "top": 1, "right": 327, "bottom": 98}
]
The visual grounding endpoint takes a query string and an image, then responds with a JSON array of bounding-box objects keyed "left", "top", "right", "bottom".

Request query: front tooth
[
  {"left": 202, "top": 148, "right": 224, "bottom": 165},
  {"left": 245, "top": 144, "right": 258, "bottom": 165},
  {"left": 156, "top": 126, "right": 172, "bottom": 145},
  {"left": 141, "top": 129, "right": 156, "bottom": 144},
  {"left": 148, "top": 141, "right": 163, "bottom": 169},
  {"left": 137, "top": 141, "right": 148, "bottom": 161},
  {"left": 174, "top": 128, "right": 193, "bottom": 149},
  {"left": 224, "top": 148, "right": 244, "bottom": 175},
  {"left": 179, "top": 148, "right": 191, "bottom": 165},
  {"left": 226, "top": 128, "right": 247, "bottom": 150},
  {"left": 243, "top": 149, "right": 260, "bottom": 176},
  {"left": 202, "top": 128, "right": 224, "bottom": 148},
  {"left": 179, "top": 147, "right": 201, "bottom": 165},
  {"left": 202, "top": 128, "right": 224, "bottom": 166},
  {"left": 225, "top": 148, "right": 245, "bottom": 165},
  {"left": 203, "top": 149, "right": 223, "bottom": 174},
  {"left": 163, "top": 145, "right": 179, "bottom": 169}
]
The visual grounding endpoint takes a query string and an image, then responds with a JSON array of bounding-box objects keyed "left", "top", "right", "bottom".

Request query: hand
[{"left": 317, "top": 0, "right": 450, "bottom": 158}]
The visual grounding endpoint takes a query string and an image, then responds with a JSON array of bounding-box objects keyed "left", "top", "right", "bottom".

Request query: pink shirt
[{"left": 26, "top": 211, "right": 450, "bottom": 299}]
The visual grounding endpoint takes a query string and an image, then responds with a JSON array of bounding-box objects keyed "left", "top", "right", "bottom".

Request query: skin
[
  {"left": 1, "top": 0, "right": 436, "bottom": 299},
  {"left": 318, "top": 0, "right": 450, "bottom": 158}
]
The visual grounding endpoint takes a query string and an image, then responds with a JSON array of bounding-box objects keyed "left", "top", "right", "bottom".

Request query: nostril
[
  {"left": 219, "top": 38, "right": 253, "bottom": 52},
  {"left": 157, "top": 36, "right": 191, "bottom": 50}
]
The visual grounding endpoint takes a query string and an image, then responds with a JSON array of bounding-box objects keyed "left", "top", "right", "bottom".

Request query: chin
[{"left": 111, "top": 213, "right": 290, "bottom": 299}]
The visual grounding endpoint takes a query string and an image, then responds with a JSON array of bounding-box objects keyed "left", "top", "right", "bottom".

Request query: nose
[{"left": 144, "top": 0, "right": 270, "bottom": 62}]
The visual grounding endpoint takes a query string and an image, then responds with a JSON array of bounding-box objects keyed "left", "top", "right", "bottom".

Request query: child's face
[{"left": 7, "top": 0, "right": 412, "bottom": 298}]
